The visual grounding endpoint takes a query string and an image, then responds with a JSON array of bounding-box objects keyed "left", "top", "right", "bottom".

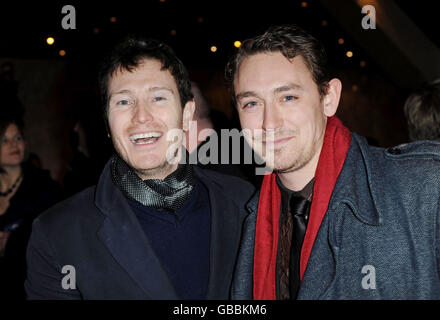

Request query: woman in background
[{"left": 0, "top": 116, "right": 60, "bottom": 299}]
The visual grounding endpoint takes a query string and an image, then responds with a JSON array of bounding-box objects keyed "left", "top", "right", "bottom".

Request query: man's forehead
[
  {"left": 110, "top": 86, "right": 175, "bottom": 97},
  {"left": 234, "top": 53, "right": 311, "bottom": 93},
  {"left": 110, "top": 59, "right": 164, "bottom": 79},
  {"left": 237, "top": 53, "right": 307, "bottom": 77},
  {"left": 108, "top": 60, "right": 176, "bottom": 92}
]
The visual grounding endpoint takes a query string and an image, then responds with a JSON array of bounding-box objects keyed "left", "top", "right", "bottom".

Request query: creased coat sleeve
[{"left": 25, "top": 218, "right": 81, "bottom": 300}]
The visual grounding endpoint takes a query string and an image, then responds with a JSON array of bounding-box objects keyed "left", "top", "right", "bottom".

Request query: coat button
[{"left": 387, "top": 147, "right": 401, "bottom": 155}]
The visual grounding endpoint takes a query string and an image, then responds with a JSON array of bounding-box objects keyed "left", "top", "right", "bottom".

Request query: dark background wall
[{"left": 1, "top": 0, "right": 437, "bottom": 184}]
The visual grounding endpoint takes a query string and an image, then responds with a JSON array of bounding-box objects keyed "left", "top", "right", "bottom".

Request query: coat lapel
[
  {"left": 299, "top": 134, "right": 381, "bottom": 299},
  {"left": 195, "top": 168, "right": 241, "bottom": 299},
  {"left": 95, "top": 162, "right": 178, "bottom": 299}
]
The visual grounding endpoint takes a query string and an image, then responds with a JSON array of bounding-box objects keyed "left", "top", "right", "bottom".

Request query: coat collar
[
  {"left": 246, "top": 189, "right": 260, "bottom": 215},
  {"left": 193, "top": 166, "right": 242, "bottom": 299},
  {"left": 94, "top": 161, "right": 241, "bottom": 299},
  {"left": 246, "top": 133, "right": 382, "bottom": 226},
  {"left": 330, "top": 133, "right": 382, "bottom": 226},
  {"left": 95, "top": 161, "right": 178, "bottom": 299}
]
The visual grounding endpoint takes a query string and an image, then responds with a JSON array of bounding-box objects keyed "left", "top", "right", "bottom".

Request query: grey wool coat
[{"left": 232, "top": 134, "right": 440, "bottom": 300}]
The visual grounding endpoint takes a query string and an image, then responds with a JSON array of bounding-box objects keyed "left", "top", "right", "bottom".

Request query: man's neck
[
  {"left": 276, "top": 147, "right": 321, "bottom": 192},
  {"left": 136, "top": 163, "right": 179, "bottom": 181}
]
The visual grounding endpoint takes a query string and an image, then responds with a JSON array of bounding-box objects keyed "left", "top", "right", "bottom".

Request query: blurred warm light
[
  {"left": 46, "top": 37, "right": 55, "bottom": 45},
  {"left": 234, "top": 41, "right": 242, "bottom": 48},
  {"left": 210, "top": 46, "right": 217, "bottom": 53},
  {"left": 352, "top": 84, "right": 359, "bottom": 92},
  {"left": 110, "top": 17, "right": 117, "bottom": 23},
  {"left": 170, "top": 29, "right": 177, "bottom": 36},
  {"left": 59, "top": 50, "right": 66, "bottom": 57},
  {"left": 321, "top": 20, "right": 328, "bottom": 27},
  {"left": 360, "top": 61, "right": 367, "bottom": 67},
  {"left": 301, "top": 2, "right": 308, "bottom": 7},
  {"left": 159, "top": 0, "right": 166, "bottom": 2},
  {"left": 338, "top": 38, "right": 344, "bottom": 45},
  {"left": 93, "top": 28, "right": 100, "bottom": 34},
  {"left": 346, "top": 51, "right": 354, "bottom": 58},
  {"left": 197, "top": 17, "right": 204, "bottom": 23}
]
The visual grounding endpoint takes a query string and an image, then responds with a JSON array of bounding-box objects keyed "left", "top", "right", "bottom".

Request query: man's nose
[
  {"left": 132, "top": 101, "right": 154, "bottom": 124},
  {"left": 262, "top": 102, "right": 282, "bottom": 131}
]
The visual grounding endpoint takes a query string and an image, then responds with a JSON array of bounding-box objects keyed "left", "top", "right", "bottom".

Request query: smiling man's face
[
  {"left": 234, "top": 52, "right": 328, "bottom": 174},
  {"left": 107, "top": 58, "right": 194, "bottom": 180}
]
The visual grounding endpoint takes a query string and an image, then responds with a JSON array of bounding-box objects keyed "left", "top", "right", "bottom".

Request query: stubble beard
[
  {"left": 273, "top": 132, "right": 324, "bottom": 175},
  {"left": 272, "top": 145, "right": 313, "bottom": 174},
  {"left": 133, "top": 141, "right": 182, "bottom": 180}
]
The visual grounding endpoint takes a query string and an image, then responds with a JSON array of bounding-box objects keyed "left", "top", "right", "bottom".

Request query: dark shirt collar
[{"left": 276, "top": 175, "right": 315, "bottom": 201}]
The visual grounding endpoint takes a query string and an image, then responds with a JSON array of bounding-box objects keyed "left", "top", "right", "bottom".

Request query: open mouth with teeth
[{"left": 130, "top": 132, "right": 162, "bottom": 145}]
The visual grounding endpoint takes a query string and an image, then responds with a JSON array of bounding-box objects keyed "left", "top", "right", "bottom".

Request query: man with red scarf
[{"left": 226, "top": 25, "right": 440, "bottom": 299}]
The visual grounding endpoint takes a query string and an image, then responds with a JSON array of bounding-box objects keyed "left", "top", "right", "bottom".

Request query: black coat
[{"left": 25, "top": 161, "right": 255, "bottom": 299}]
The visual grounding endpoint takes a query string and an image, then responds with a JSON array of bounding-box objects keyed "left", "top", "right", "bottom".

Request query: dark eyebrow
[
  {"left": 149, "top": 87, "right": 174, "bottom": 94},
  {"left": 109, "top": 87, "right": 174, "bottom": 100},
  {"left": 109, "top": 89, "right": 132, "bottom": 99},
  {"left": 236, "top": 84, "right": 303, "bottom": 101},
  {"left": 236, "top": 91, "right": 259, "bottom": 101},
  {"left": 273, "top": 84, "right": 303, "bottom": 94}
]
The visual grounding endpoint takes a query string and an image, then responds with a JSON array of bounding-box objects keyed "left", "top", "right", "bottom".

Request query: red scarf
[{"left": 253, "top": 116, "right": 352, "bottom": 300}]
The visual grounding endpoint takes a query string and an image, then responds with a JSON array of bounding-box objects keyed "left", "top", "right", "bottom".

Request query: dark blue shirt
[{"left": 127, "top": 179, "right": 211, "bottom": 299}]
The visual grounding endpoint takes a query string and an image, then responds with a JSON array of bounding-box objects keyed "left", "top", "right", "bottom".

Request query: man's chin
[
  {"left": 274, "top": 166, "right": 297, "bottom": 174},
  {"left": 133, "top": 162, "right": 177, "bottom": 180},
  {"left": 261, "top": 155, "right": 290, "bottom": 172},
  {"left": 272, "top": 159, "right": 302, "bottom": 174}
]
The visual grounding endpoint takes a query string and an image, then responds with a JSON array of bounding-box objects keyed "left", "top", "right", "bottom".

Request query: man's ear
[
  {"left": 323, "top": 78, "right": 342, "bottom": 117},
  {"left": 182, "top": 100, "right": 195, "bottom": 131}
]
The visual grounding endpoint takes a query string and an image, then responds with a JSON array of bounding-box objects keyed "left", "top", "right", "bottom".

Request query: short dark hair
[
  {"left": 225, "top": 24, "right": 330, "bottom": 104},
  {"left": 98, "top": 35, "right": 193, "bottom": 129},
  {"left": 404, "top": 79, "right": 440, "bottom": 141},
  {"left": 0, "top": 116, "right": 24, "bottom": 142}
]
